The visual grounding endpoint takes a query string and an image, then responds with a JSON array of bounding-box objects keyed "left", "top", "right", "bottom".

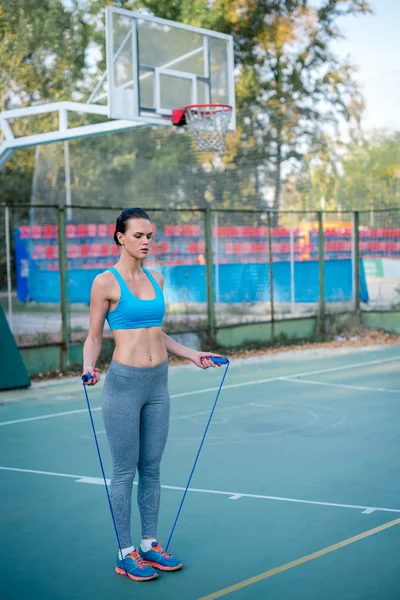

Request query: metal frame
[
  {"left": 0, "top": 7, "right": 235, "bottom": 169},
  {"left": 0, "top": 101, "right": 146, "bottom": 169},
  {"left": 105, "top": 6, "right": 235, "bottom": 129}
]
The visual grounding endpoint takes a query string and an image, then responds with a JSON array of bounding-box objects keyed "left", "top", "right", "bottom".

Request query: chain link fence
[{"left": 2, "top": 203, "right": 399, "bottom": 354}]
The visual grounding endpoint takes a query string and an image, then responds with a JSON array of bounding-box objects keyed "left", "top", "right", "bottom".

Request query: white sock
[
  {"left": 141, "top": 538, "right": 156, "bottom": 552},
  {"left": 119, "top": 545, "right": 135, "bottom": 559}
]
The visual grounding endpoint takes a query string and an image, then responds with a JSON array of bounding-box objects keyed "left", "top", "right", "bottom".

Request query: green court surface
[{"left": 1, "top": 345, "right": 400, "bottom": 600}]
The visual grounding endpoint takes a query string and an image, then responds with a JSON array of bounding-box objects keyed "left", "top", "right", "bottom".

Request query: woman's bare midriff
[{"left": 111, "top": 327, "right": 168, "bottom": 368}]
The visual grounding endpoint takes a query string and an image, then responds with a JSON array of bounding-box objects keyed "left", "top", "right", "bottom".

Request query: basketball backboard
[{"left": 105, "top": 7, "right": 235, "bottom": 130}]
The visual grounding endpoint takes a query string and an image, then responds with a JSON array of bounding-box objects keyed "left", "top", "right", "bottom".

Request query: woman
[{"left": 83, "top": 207, "right": 222, "bottom": 582}]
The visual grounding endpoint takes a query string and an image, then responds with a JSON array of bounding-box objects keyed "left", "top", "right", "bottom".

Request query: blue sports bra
[{"left": 106, "top": 267, "right": 165, "bottom": 330}]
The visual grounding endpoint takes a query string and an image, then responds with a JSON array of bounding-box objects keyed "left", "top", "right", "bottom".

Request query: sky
[{"left": 333, "top": 0, "right": 400, "bottom": 131}]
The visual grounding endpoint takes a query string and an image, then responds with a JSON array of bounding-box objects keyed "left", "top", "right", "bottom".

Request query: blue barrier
[{"left": 17, "top": 259, "right": 368, "bottom": 304}]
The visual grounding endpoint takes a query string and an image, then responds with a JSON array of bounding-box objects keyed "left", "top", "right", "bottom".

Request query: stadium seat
[
  {"left": 98, "top": 224, "right": 108, "bottom": 237},
  {"left": 77, "top": 225, "right": 87, "bottom": 237},
  {"left": 45, "top": 246, "right": 58, "bottom": 259},
  {"left": 66, "top": 224, "right": 77, "bottom": 238}
]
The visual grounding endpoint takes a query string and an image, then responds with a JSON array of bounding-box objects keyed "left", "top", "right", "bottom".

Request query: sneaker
[
  {"left": 115, "top": 550, "right": 159, "bottom": 581},
  {"left": 139, "top": 541, "right": 183, "bottom": 571}
]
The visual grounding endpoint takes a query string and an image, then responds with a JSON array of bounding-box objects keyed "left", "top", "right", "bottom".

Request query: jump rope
[{"left": 82, "top": 356, "right": 230, "bottom": 570}]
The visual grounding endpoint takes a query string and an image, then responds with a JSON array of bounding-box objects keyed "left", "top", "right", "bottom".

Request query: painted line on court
[
  {"left": 0, "top": 407, "right": 101, "bottom": 426},
  {"left": 1, "top": 354, "right": 398, "bottom": 427},
  {"left": 1, "top": 465, "right": 399, "bottom": 516},
  {"left": 198, "top": 517, "right": 400, "bottom": 599},
  {"left": 284, "top": 378, "right": 400, "bottom": 395}
]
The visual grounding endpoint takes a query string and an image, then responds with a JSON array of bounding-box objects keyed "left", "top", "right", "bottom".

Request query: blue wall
[{"left": 17, "top": 259, "right": 368, "bottom": 304}]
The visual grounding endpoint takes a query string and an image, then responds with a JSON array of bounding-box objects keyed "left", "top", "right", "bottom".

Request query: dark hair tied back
[{"left": 113, "top": 207, "right": 151, "bottom": 246}]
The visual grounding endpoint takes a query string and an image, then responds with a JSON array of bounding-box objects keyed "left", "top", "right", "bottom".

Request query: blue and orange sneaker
[
  {"left": 115, "top": 549, "right": 159, "bottom": 581},
  {"left": 139, "top": 541, "right": 183, "bottom": 571}
]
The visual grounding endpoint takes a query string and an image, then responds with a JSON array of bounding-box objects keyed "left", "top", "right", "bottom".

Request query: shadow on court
[{"left": 1, "top": 345, "right": 400, "bottom": 600}]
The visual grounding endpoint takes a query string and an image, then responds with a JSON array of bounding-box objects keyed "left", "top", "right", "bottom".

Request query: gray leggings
[{"left": 102, "top": 359, "right": 170, "bottom": 548}]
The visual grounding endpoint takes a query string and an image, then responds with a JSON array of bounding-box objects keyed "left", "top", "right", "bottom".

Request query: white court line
[
  {"left": 0, "top": 465, "right": 399, "bottom": 516},
  {"left": 1, "top": 354, "right": 399, "bottom": 427},
  {"left": 284, "top": 378, "right": 400, "bottom": 395}
]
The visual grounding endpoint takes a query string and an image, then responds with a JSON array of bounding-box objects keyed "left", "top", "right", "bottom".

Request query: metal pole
[
  {"left": 214, "top": 211, "right": 220, "bottom": 304},
  {"left": 290, "top": 211, "right": 295, "bottom": 315},
  {"left": 57, "top": 206, "right": 70, "bottom": 369},
  {"left": 353, "top": 211, "right": 360, "bottom": 315},
  {"left": 267, "top": 212, "right": 275, "bottom": 341},
  {"left": 64, "top": 141, "right": 72, "bottom": 222},
  {"left": 5, "top": 205, "right": 13, "bottom": 330},
  {"left": 30, "top": 145, "right": 40, "bottom": 223},
  {"left": 317, "top": 211, "right": 325, "bottom": 335},
  {"left": 204, "top": 208, "right": 216, "bottom": 343}
]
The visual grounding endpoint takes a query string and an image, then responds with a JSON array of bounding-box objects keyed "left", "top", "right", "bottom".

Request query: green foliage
[
  {"left": 0, "top": 0, "right": 90, "bottom": 111},
  {"left": 0, "top": 0, "right": 373, "bottom": 216}
]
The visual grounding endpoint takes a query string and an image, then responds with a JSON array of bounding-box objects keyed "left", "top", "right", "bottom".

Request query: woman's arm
[
  {"left": 83, "top": 275, "right": 110, "bottom": 385},
  {"left": 162, "top": 332, "right": 223, "bottom": 369},
  {"left": 149, "top": 269, "right": 224, "bottom": 369}
]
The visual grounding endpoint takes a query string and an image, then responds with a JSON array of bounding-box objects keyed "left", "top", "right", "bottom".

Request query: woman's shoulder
[
  {"left": 91, "top": 269, "right": 117, "bottom": 294},
  {"left": 145, "top": 268, "right": 164, "bottom": 288}
]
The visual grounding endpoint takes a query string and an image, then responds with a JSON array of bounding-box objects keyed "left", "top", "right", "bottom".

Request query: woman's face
[{"left": 118, "top": 218, "right": 153, "bottom": 259}]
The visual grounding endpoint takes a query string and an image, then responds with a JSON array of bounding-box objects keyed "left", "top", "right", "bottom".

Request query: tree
[
  {"left": 0, "top": 0, "right": 91, "bottom": 207},
  {"left": 282, "top": 130, "right": 400, "bottom": 216},
  {"left": 150, "top": 0, "right": 370, "bottom": 215},
  {"left": 0, "top": 0, "right": 90, "bottom": 113}
]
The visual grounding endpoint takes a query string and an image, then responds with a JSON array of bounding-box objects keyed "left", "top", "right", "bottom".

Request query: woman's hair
[{"left": 113, "top": 207, "right": 151, "bottom": 246}]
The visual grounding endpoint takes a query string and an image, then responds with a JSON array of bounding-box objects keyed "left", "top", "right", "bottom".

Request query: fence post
[
  {"left": 57, "top": 206, "right": 70, "bottom": 370},
  {"left": 204, "top": 208, "right": 216, "bottom": 344},
  {"left": 267, "top": 211, "right": 275, "bottom": 341},
  {"left": 317, "top": 211, "right": 325, "bottom": 335},
  {"left": 353, "top": 210, "right": 360, "bottom": 315},
  {"left": 5, "top": 205, "right": 13, "bottom": 330}
]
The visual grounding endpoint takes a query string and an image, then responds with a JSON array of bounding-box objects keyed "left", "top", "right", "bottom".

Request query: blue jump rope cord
[
  {"left": 82, "top": 380, "right": 128, "bottom": 575},
  {"left": 165, "top": 359, "right": 230, "bottom": 552},
  {"left": 83, "top": 356, "right": 229, "bottom": 559}
]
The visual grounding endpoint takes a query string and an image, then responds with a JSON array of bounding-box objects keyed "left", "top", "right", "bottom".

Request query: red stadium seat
[
  {"left": 43, "top": 225, "right": 55, "bottom": 238},
  {"left": 89, "top": 243, "right": 101, "bottom": 257},
  {"left": 45, "top": 246, "right": 58, "bottom": 259},
  {"left": 66, "top": 224, "right": 76, "bottom": 238},
  {"left": 77, "top": 225, "right": 87, "bottom": 237},
  {"left": 98, "top": 224, "right": 108, "bottom": 237},
  {"left": 87, "top": 224, "right": 97, "bottom": 237},
  {"left": 80, "top": 244, "right": 89, "bottom": 257},
  {"left": 31, "top": 226, "right": 42, "bottom": 239},
  {"left": 68, "top": 244, "right": 79, "bottom": 259}
]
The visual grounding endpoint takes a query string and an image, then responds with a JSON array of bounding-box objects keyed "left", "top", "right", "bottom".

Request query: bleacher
[
  {"left": 15, "top": 223, "right": 400, "bottom": 270},
  {"left": 13, "top": 222, "right": 397, "bottom": 304}
]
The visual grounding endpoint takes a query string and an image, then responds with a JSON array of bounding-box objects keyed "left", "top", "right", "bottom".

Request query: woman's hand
[
  {"left": 189, "top": 351, "right": 225, "bottom": 369},
  {"left": 82, "top": 366, "right": 100, "bottom": 386}
]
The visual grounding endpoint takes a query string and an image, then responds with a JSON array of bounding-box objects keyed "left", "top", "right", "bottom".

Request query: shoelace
[
  {"left": 127, "top": 551, "right": 148, "bottom": 569},
  {"left": 153, "top": 544, "right": 171, "bottom": 559}
]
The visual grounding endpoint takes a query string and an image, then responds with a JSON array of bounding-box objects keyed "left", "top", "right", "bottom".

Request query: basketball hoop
[{"left": 172, "top": 104, "right": 232, "bottom": 153}]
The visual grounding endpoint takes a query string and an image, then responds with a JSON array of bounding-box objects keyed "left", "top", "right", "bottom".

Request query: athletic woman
[{"left": 82, "top": 207, "right": 222, "bottom": 582}]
